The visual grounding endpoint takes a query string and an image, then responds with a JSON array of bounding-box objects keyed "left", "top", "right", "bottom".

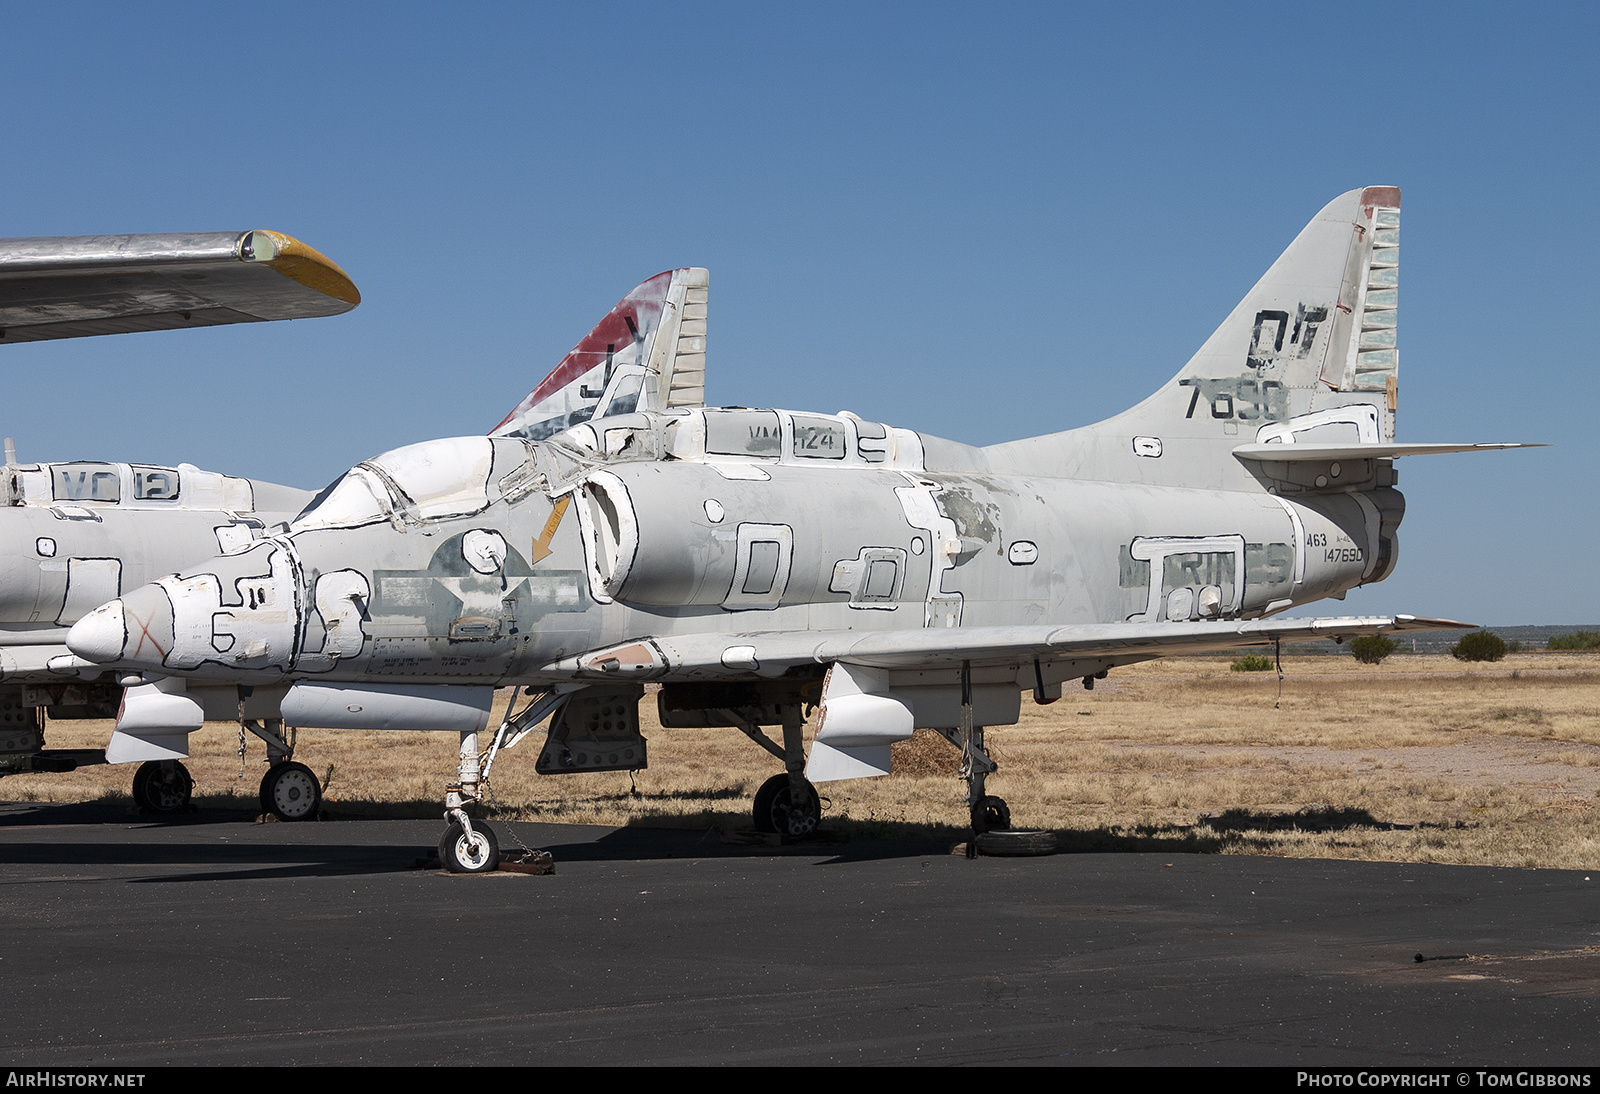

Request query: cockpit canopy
[
  {"left": 545, "top": 407, "right": 909, "bottom": 475},
  {"left": 292, "top": 436, "right": 536, "bottom": 531},
  {"left": 293, "top": 408, "right": 917, "bottom": 532}
]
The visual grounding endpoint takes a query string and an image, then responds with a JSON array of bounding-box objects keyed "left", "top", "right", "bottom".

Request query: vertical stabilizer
[
  {"left": 491, "top": 267, "right": 708, "bottom": 441},
  {"left": 986, "top": 187, "right": 1402, "bottom": 487}
]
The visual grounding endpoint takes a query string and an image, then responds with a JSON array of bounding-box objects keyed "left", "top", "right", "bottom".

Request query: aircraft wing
[
  {"left": 0, "top": 230, "right": 359, "bottom": 343},
  {"left": 543, "top": 615, "right": 1468, "bottom": 783},
  {"left": 547, "top": 614, "right": 1470, "bottom": 681}
]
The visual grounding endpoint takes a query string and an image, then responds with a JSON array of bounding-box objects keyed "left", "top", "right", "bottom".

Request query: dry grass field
[{"left": 8, "top": 652, "right": 1600, "bottom": 869}]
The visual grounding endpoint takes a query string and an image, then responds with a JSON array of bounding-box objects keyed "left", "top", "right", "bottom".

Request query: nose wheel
[
  {"left": 131, "top": 760, "right": 192, "bottom": 814},
  {"left": 259, "top": 761, "right": 322, "bottom": 821},
  {"left": 439, "top": 819, "right": 500, "bottom": 873}
]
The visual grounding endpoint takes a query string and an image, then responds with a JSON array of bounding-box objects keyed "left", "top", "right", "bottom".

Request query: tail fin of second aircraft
[
  {"left": 491, "top": 267, "right": 708, "bottom": 441},
  {"left": 987, "top": 187, "right": 1403, "bottom": 484}
]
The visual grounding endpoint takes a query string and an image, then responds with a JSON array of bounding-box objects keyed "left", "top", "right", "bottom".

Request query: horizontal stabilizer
[
  {"left": 1234, "top": 442, "right": 1539, "bottom": 463},
  {"left": 0, "top": 230, "right": 360, "bottom": 343}
]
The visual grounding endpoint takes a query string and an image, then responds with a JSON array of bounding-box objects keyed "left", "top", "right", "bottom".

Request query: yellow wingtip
[{"left": 245, "top": 229, "right": 361, "bottom": 307}]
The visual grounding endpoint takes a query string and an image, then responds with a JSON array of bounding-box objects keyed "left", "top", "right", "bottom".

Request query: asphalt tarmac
[{"left": 0, "top": 800, "right": 1596, "bottom": 1066}]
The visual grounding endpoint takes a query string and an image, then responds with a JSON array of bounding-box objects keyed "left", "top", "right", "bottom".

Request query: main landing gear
[
  {"left": 752, "top": 772, "right": 821, "bottom": 836},
  {"left": 934, "top": 722, "right": 1009, "bottom": 834},
  {"left": 131, "top": 759, "right": 192, "bottom": 814},
  {"left": 260, "top": 761, "right": 321, "bottom": 822},
  {"left": 736, "top": 705, "right": 823, "bottom": 839},
  {"left": 937, "top": 662, "right": 1056, "bottom": 856},
  {"left": 242, "top": 719, "right": 323, "bottom": 821}
]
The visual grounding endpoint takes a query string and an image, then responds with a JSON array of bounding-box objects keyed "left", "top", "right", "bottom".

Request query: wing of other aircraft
[
  {"left": 552, "top": 614, "right": 1467, "bottom": 781},
  {"left": 491, "top": 267, "right": 708, "bottom": 441},
  {"left": 0, "top": 230, "right": 359, "bottom": 343}
]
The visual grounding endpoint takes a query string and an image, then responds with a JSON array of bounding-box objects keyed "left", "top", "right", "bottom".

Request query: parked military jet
[
  {"left": 69, "top": 188, "right": 1528, "bottom": 870},
  {"left": 0, "top": 229, "right": 357, "bottom": 810}
]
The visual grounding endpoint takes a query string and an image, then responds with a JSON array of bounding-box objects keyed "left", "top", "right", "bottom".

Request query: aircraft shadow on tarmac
[
  {"left": 0, "top": 830, "right": 948, "bottom": 882},
  {"left": 0, "top": 798, "right": 1449, "bottom": 878},
  {"left": 1054, "top": 803, "right": 1451, "bottom": 855},
  {"left": 0, "top": 840, "right": 423, "bottom": 882},
  {"left": 0, "top": 797, "right": 963, "bottom": 880}
]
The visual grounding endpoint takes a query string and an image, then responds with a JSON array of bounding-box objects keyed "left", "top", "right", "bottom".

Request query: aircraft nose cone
[
  {"left": 68, "top": 584, "right": 176, "bottom": 671},
  {"left": 67, "top": 599, "right": 127, "bottom": 664}
]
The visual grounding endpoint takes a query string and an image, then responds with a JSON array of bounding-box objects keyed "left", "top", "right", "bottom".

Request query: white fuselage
[{"left": 65, "top": 409, "right": 1394, "bottom": 688}]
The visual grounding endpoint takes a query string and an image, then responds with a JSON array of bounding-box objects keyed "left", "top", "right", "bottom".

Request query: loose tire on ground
[{"left": 973, "top": 828, "right": 1058, "bottom": 857}]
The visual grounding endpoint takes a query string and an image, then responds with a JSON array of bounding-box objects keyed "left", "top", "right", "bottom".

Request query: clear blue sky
[{"left": 3, "top": 3, "right": 1594, "bottom": 623}]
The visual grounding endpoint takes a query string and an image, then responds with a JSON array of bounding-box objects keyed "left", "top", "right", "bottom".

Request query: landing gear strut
[
  {"left": 936, "top": 662, "right": 1056, "bottom": 856},
  {"left": 131, "top": 760, "right": 192, "bottom": 814},
  {"left": 935, "top": 723, "right": 1009, "bottom": 834},
  {"left": 434, "top": 688, "right": 579, "bottom": 873},
  {"left": 243, "top": 719, "right": 322, "bottom": 821},
  {"left": 440, "top": 724, "right": 497, "bottom": 873},
  {"left": 741, "top": 705, "right": 823, "bottom": 838}
]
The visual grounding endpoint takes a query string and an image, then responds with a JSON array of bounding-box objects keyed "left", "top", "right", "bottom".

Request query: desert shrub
[
  {"left": 1548, "top": 630, "right": 1600, "bottom": 651},
  {"left": 1451, "top": 630, "right": 1507, "bottom": 662},
  {"left": 1348, "top": 635, "right": 1398, "bottom": 665},
  {"left": 890, "top": 729, "right": 960, "bottom": 777},
  {"left": 1231, "top": 654, "right": 1274, "bottom": 672}
]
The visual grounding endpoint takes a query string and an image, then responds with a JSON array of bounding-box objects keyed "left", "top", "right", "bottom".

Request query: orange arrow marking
[{"left": 529, "top": 495, "right": 570, "bottom": 565}]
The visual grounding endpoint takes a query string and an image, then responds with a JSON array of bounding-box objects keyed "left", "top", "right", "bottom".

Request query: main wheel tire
[
  {"left": 260, "top": 762, "right": 321, "bottom": 822},
  {"left": 752, "top": 773, "right": 821, "bottom": 837},
  {"left": 131, "top": 761, "right": 192, "bottom": 814},
  {"left": 971, "top": 795, "right": 1012, "bottom": 833},
  {"left": 974, "top": 828, "right": 1057, "bottom": 857},
  {"left": 439, "top": 821, "right": 499, "bottom": 873}
]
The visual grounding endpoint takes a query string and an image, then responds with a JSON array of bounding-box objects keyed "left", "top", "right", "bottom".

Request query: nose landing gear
[
  {"left": 434, "top": 688, "right": 573, "bottom": 873},
  {"left": 438, "top": 818, "right": 500, "bottom": 873}
]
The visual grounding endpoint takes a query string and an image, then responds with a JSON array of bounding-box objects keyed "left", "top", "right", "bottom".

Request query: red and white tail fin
[{"left": 491, "top": 267, "right": 708, "bottom": 440}]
